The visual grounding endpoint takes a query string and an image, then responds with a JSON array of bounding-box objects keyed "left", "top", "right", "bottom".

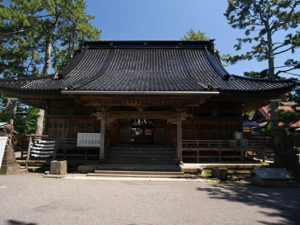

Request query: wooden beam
[
  {"left": 75, "top": 95, "right": 209, "bottom": 108},
  {"left": 106, "top": 110, "right": 179, "bottom": 119}
]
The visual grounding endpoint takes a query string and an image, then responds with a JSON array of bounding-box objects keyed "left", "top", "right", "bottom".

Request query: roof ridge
[{"left": 81, "top": 40, "right": 215, "bottom": 50}]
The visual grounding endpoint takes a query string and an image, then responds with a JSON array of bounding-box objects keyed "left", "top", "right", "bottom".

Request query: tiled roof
[{"left": 0, "top": 41, "right": 296, "bottom": 94}]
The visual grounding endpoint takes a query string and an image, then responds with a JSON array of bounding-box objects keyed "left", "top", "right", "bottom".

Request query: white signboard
[
  {"left": 0, "top": 137, "right": 8, "bottom": 169},
  {"left": 77, "top": 133, "right": 100, "bottom": 147}
]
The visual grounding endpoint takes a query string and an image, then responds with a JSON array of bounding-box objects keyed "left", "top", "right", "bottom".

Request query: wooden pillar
[
  {"left": 177, "top": 113, "right": 182, "bottom": 163},
  {"left": 100, "top": 111, "right": 106, "bottom": 160},
  {"left": 25, "top": 135, "right": 32, "bottom": 170},
  {"left": 67, "top": 104, "right": 74, "bottom": 138}
]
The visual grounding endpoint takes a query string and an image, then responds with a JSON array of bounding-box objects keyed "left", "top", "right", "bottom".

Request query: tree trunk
[
  {"left": 267, "top": 31, "right": 275, "bottom": 79},
  {"left": 266, "top": 26, "right": 278, "bottom": 119},
  {"left": 35, "top": 40, "right": 52, "bottom": 135},
  {"left": 4, "top": 98, "right": 11, "bottom": 114},
  {"left": 9, "top": 101, "right": 18, "bottom": 125},
  {"left": 35, "top": 108, "right": 45, "bottom": 135},
  {"left": 34, "top": 10, "right": 61, "bottom": 135}
]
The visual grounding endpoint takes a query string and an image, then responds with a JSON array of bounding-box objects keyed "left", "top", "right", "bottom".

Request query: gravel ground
[{"left": 0, "top": 174, "right": 300, "bottom": 225}]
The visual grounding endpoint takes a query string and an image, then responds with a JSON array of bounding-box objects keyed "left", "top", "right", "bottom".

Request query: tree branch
[
  {"left": 274, "top": 46, "right": 298, "bottom": 55},
  {"left": 270, "top": 1, "right": 299, "bottom": 30},
  {"left": 286, "top": 72, "right": 300, "bottom": 77},
  {"left": 273, "top": 42, "right": 288, "bottom": 51},
  {"left": 0, "top": 28, "right": 30, "bottom": 38},
  {"left": 276, "top": 67, "right": 298, "bottom": 76}
]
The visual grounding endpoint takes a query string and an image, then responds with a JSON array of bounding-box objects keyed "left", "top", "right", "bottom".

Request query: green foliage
[
  {"left": 14, "top": 106, "right": 38, "bottom": 135},
  {"left": 224, "top": 0, "right": 300, "bottom": 78},
  {"left": 181, "top": 29, "right": 229, "bottom": 65},
  {"left": 1, "top": 0, "right": 101, "bottom": 77},
  {"left": 263, "top": 102, "right": 300, "bottom": 169},
  {"left": 0, "top": 0, "right": 101, "bottom": 135},
  {"left": 0, "top": 100, "right": 38, "bottom": 135},
  {"left": 181, "top": 29, "right": 210, "bottom": 41}
]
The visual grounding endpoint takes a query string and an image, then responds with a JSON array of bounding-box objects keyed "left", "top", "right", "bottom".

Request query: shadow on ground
[
  {"left": 197, "top": 183, "right": 300, "bottom": 225},
  {"left": 6, "top": 220, "right": 37, "bottom": 225}
]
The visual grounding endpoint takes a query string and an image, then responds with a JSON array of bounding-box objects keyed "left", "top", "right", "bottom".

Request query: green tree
[
  {"left": 264, "top": 104, "right": 300, "bottom": 175},
  {"left": 0, "top": 1, "right": 43, "bottom": 127},
  {"left": 224, "top": 0, "right": 300, "bottom": 79},
  {"left": 181, "top": 29, "right": 210, "bottom": 41},
  {"left": 0, "top": 0, "right": 101, "bottom": 135},
  {"left": 225, "top": 0, "right": 300, "bottom": 171},
  {"left": 181, "top": 29, "right": 229, "bottom": 65}
]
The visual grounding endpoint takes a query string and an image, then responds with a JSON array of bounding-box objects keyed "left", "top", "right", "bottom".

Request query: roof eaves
[
  {"left": 61, "top": 90, "right": 220, "bottom": 95},
  {"left": 231, "top": 75, "right": 297, "bottom": 84}
]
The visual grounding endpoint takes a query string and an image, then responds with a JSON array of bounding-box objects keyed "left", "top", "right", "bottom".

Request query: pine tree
[
  {"left": 0, "top": 0, "right": 101, "bottom": 135},
  {"left": 224, "top": 0, "right": 300, "bottom": 78}
]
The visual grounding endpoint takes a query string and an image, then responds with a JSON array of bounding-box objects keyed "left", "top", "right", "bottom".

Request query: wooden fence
[{"left": 182, "top": 139, "right": 266, "bottom": 162}]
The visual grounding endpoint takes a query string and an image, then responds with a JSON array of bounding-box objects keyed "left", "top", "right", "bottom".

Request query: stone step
[
  {"left": 77, "top": 164, "right": 181, "bottom": 173},
  {"left": 107, "top": 153, "right": 176, "bottom": 158},
  {"left": 108, "top": 149, "right": 175, "bottom": 153},
  {"left": 94, "top": 170, "right": 184, "bottom": 175},
  {"left": 114, "top": 145, "right": 172, "bottom": 148},
  {"left": 87, "top": 170, "right": 190, "bottom": 178},
  {"left": 109, "top": 149, "right": 175, "bottom": 152},
  {"left": 96, "top": 164, "right": 181, "bottom": 171},
  {"left": 110, "top": 146, "right": 175, "bottom": 151},
  {"left": 86, "top": 173, "right": 191, "bottom": 178},
  {"left": 107, "top": 145, "right": 176, "bottom": 165},
  {"left": 106, "top": 155, "right": 176, "bottom": 160},
  {"left": 107, "top": 160, "right": 177, "bottom": 165},
  {"left": 107, "top": 151, "right": 176, "bottom": 155}
]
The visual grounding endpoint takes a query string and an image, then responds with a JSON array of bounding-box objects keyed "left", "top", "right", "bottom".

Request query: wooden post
[
  {"left": 263, "top": 137, "right": 266, "bottom": 162},
  {"left": 218, "top": 150, "right": 222, "bottom": 162},
  {"left": 53, "top": 137, "right": 58, "bottom": 160},
  {"left": 177, "top": 113, "right": 182, "bottom": 163},
  {"left": 25, "top": 135, "right": 32, "bottom": 170},
  {"left": 241, "top": 149, "right": 244, "bottom": 162},
  {"left": 100, "top": 111, "right": 106, "bottom": 160}
]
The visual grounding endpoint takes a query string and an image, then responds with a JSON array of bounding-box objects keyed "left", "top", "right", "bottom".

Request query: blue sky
[{"left": 85, "top": 0, "right": 299, "bottom": 78}]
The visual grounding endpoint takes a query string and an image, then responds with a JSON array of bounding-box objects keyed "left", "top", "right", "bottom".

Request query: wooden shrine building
[{"left": 0, "top": 40, "right": 297, "bottom": 164}]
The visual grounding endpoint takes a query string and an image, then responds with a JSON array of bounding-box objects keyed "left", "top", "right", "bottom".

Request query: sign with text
[
  {"left": 0, "top": 137, "right": 8, "bottom": 169},
  {"left": 77, "top": 133, "right": 100, "bottom": 147}
]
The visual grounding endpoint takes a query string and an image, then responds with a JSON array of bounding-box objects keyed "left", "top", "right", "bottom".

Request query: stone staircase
[
  {"left": 87, "top": 170, "right": 188, "bottom": 178},
  {"left": 106, "top": 145, "right": 177, "bottom": 165}
]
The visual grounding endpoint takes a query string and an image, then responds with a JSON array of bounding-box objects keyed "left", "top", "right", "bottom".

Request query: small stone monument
[
  {"left": 252, "top": 167, "right": 293, "bottom": 187},
  {"left": 50, "top": 160, "right": 67, "bottom": 175},
  {"left": 0, "top": 124, "right": 20, "bottom": 175}
]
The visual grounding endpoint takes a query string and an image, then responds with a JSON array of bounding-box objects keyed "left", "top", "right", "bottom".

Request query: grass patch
[{"left": 203, "top": 179, "right": 249, "bottom": 184}]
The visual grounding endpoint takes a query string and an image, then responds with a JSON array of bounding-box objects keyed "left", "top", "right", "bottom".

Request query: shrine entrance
[
  {"left": 131, "top": 119, "right": 154, "bottom": 145},
  {"left": 118, "top": 119, "right": 168, "bottom": 146}
]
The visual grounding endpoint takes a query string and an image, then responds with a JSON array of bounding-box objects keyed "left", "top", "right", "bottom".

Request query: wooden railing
[
  {"left": 22, "top": 137, "right": 101, "bottom": 164},
  {"left": 182, "top": 139, "right": 266, "bottom": 162},
  {"left": 54, "top": 137, "right": 100, "bottom": 160}
]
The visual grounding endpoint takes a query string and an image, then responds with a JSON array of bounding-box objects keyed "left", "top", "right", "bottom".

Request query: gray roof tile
[{"left": 0, "top": 41, "right": 296, "bottom": 94}]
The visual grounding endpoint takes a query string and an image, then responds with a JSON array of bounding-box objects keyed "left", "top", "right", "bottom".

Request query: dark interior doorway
[
  {"left": 118, "top": 119, "right": 167, "bottom": 145},
  {"left": 131, "top": 119, "right": 154, "bottom": 144}
]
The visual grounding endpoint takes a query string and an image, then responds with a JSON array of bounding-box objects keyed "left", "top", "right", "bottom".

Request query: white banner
[
  {"left": 0, "top": 137, "right": 8, "bottom": 169},
  {"left": 77, "top": 133, "right": 100, "bottom": 147}
]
